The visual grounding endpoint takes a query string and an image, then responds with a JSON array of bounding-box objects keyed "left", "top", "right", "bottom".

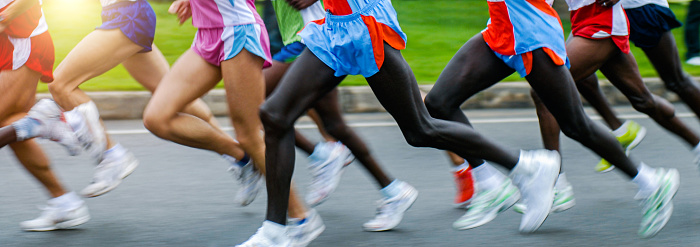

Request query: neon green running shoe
[
  {"left": 637, "top": 168, "right": 679, "bottom": 238},
  {"left": 596, "top": 120, "right": 647, "bottom": 173},
  {"left": 452, "top": 178, "right": 521, "bottom": 230}
]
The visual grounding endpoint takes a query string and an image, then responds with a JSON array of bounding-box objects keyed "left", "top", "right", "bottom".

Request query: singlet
[
  {"left": 273, "top": 0, "right": 325, "bottom": 45},
  {"left": 620, "top": 0, "right": 669, "bottom": 9},
  {"left": 0, "top": 0, "right": 47, "bottom": 38},
  {"left": 565, "top": 0, "right": 628, "bottom": 37},
  {"left": 324, "top": 0, "right": 380, "bottom": 15},
  {"left": 100, "top": 0, "right": 136, "bottom": 8},
  {"left": 189, "top": 0, "right": 263, "bottom": 28}
]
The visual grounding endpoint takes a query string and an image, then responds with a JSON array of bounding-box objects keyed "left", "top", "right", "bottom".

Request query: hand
[
  {"left": 597, "top": 0, "right": 620, "bottom": 7},
  {"left": 284, "top": 0, "right": 318, "bottom": 10},
  {"left": 168, "top": 0, "right": 192, "bottom": 25}
]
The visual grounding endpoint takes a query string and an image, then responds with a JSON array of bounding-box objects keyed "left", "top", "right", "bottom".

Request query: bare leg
[
  {"left": 530, "top": 90, "right": 562, "bottom": 151},
  {"left": 575, "top": 74, "right": 624, "bottom": 129},
  {"left": 643, "top": 31, "right": 700, "bottom": 123}
]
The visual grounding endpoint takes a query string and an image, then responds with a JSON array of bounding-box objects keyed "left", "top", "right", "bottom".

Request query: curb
[{"left": 37, "top": 77, "right": 679, "bottom": 120}]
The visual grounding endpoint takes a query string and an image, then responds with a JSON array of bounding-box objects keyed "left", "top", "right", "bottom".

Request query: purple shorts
[{"left": 97, "top": 0, "right": 156, "bottom": 53}]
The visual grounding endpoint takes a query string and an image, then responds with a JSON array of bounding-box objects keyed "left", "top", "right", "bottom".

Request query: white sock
[
  {"left": 632, "top": 163, "right": 658, "bottom": 199},
  {"left": 102, "top": 143, "right": 128, "bottom": 162},
  {"left": 612, "top": 121, "right": 630, "bottom": 137},
  {"left": 452, "top": 161, "right": 470, "bottom": 172},
  {"left": 380, "top": 180, "right": 404, "bottom": 198},
  {"left": 555, "top": 172, "right": 568, "bottom": 189},
  {"left": 471, "top": 162, "right": 505, "bottom": 191},
  {"left": 49, "top": 191, "right": 83, "bottom": 209},
  {"left": 262, "top": 221, "right": 288, "bottom": 244}
]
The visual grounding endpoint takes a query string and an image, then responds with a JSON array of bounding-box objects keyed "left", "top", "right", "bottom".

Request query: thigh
[
  {"left": 0, "top": 66, "right": 40, "bottom": 120},
  {"left": 262, "top": 49, "right": 345, "bottom": 125},
  {"left": 427, "top": 33, "right": 514, "bottom": 107},
  {"left": 220, "top": 48, "right": 266, "bottom": 123},
  {"left": 122, "top": 44, "right": 170, "bottom": 92},
  {"left": 598, "top": 51, "right": 650, "bottom": 98},
  {"left": 642, "top": 32, "right": 685, "bottom": 81},
  {"left": 566, "top": 36, "right": 617, "bottom": 81},
  {"left": 146, "top": 49, "right": 221, "bottom": 118},
  {"left": 53, "top": 29, "right": 142, "bottom": 88}
]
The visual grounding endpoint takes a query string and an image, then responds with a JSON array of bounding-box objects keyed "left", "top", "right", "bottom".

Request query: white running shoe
[
  {"left": 20, "top": 202, "right": 90, "bottom": 231},
  {"left": 363, "top": 182, "right": 418, "bottom": 232},
  {"left": 512, "top": 173, "right": 575, "bottom": 214},
  {"left": 510, "top": 150, "right": 560, "bottom": 233},
  {"left": 81, "top": 151, "right": 139, "bottom": 197},
  {"left": 287, "top": 209, "right": 325, "bottom": 247},
  {"left": 237, "top": 223, "right": 292, "bottom": 247},
  {"left": 67, "top": 101, "right": 107, "bottom": 161},
  {"left": 306, "top": 142, "right": 351, "bottom": 207},
  {"left": 637, "top": 168, "right": 679, "bottom": 238},
  {"left": 453, "top": 178, "right": 520, "bottom": 230},
  {"left": 687, "top": 56, "right": 700, "bottom": 66},
  {"left": 20, "top": 99, "right": 82, "bottom": 156},
  {"left": 227, "top": 157, "right": 263, "bottom": 207}
]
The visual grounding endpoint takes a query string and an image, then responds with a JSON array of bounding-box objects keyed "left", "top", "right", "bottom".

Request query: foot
[
  {"left": 287, "top": 209, "right": 325, "bottom": 247},
  {"left": 596, "top": 120, "right": 646, "bottom": 173},
  {"left": 237, "top": 222, "right": 293, "bottom": 247},
  {"left": 453, "top": 165, "right": 474, "bottom": 208},
  {"left": 637, "top": 168, "right": 679, "bottom": 238},
  {"left": 453, "top": 178, "right": 520, "bottom": 230},
  {"left": 17, "top": 99, "right": 82, "bottom": 155},
  {"left": 513, "top": 173, "right": 575, "bottom": 214},
  {"left": 363, "top": 181, "right": 418, "bottom": 231},
  {"left": 66, "top": 101, "right": 107, "bottom": 161},
  {"left": 306, "top": 142, "right": 351, "bottom": 207},
  {"left": 80, "top": 150, "right": 139, "bottom": 197},
  {"left": 687, "top": 56, "right": 700, "bottom": 66},
  {"left": 20, "top": 201, "right": 90, "bottom": 231},
  {"left": 510, "top": 150, "right": 560, "bottom": 233},
  {"left": 227, "top": 157, "right": 263, "bottom": 207}
]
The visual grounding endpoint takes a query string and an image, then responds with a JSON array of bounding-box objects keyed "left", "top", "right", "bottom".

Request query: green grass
[{"left": 38, "top": 1, "right": 700, "bottom": 91}]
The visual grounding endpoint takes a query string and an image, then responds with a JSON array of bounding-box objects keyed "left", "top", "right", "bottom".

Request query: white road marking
[{"left": 105, "top": 113, "right": 697, "bottom": 135}]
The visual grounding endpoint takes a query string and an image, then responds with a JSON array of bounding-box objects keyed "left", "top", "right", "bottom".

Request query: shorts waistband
[{"left": 326, "top": 0, "right": 381, "bottom": 22}]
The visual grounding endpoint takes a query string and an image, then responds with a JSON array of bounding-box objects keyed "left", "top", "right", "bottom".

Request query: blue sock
[{"left": 11, "top": 117, "right": 41, "bottom": 141}]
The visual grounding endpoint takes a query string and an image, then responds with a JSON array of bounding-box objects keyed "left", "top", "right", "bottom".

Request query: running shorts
[
  {"left": 570, "top": 2, "right": 631, "bottom": 53},
  {"left": 482, "top": 0, "right": 569, "bottom": 77},
  {"left": 298, "top": 0, "right": 407, "bottom": 77},
  {"left": 96, "top": 0, "right": 156, "bottom": 53},
  {"left": 625, "top": 4, "right": 681, "bottom": 48},
  {"left": 0, "top": 31, "right": 55, "bottom": 82},
  {"left": 192, "top": 23, "right": 272, "bottom": 67},
  {"left": 272, "top": 41, "right": 306, "bottom": 63}
]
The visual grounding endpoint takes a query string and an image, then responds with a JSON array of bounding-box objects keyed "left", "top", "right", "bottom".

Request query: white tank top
[
  {"left": 620, "top": 0, "right": 669, "bottom": 9},
  {"left": 100, "top": 0, "right": 137, "bottom": 8}
]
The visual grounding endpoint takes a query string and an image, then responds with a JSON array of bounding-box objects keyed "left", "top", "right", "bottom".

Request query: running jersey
[
  {"left": 189, "top": 0, "right": 263, "bottom": 28},
  {"left": 273, "top": 0, "right": 325, "bottom": 45},
  {"left": 620, "top": 0, "right": 669, "bottom": 9},
  {"left": 0, "top": 0, "right": 48, "bottom": 38},
  {"left": 566, "top": 0, "right": 629, "bottom": 37},
  {"left": 324, "top": 0, "right": 381, "bottom": 15},
  {"left": 100, "top": 0, "right": 136, "bottom": 8}
]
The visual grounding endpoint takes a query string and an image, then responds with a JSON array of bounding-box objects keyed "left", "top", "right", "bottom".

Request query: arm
[
  {"left": 168, "top": 0, "right": 192, "bottom": 25},
  {"left": 284, "top": 0, "right": 319, "bottom": 11},
  {"left": 0, "top": 0, "right": 40, "bottom": 33}
]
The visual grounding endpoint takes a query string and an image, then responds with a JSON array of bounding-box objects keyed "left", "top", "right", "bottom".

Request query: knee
[
  {"left": 46, "top": 80, "right": 73, "bottom": 100},
  {"left": 629, "top": 95, "right": 657, "bottom": 114},
  {"left": 424, "top": 94, "right": 455, "bottom": 119},
  {"left": 142, "top": 107, "right": 169, "bottom": 137},
  {"left": 558, "top": 117, "right": 594, "bottom": 142},
  {"left": 403, "top": 125, "right": 440, "bottom": 148},
  {"left": 259, "top": 103, "right": 293, "bottom": 138},
  {"left": 664, "top": 74, "right": 695, "bottom": 93}
]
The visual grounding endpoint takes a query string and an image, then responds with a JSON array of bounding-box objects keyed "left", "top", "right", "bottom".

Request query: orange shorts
[{"left": 0, "top": 31, "right": 55, "bottom": 82}]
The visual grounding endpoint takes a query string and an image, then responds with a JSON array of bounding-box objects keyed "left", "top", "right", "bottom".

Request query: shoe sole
[
  {"left": 22, "top": 215, "right": 91, "bottom": 232},
  {"left": 363, "top": 189, "right": 419, "bottom": 232},
  {"left": 293, "top": 224, "right": 326, "bottom": 247},
  {"left": 453, "top": 188, "right": 521, "bottom": 230},
  {"left": 83, "top": 158, "right": 139, "bottom": 198}
]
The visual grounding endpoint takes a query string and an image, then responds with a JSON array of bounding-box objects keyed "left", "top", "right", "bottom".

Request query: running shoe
[
  {"left": 237, "top": 223, "right": 292, "bottom": 247},
  {"left": 306, "top": 142, "right": 351, "bottom": 207},
  {"left": 453, "top": 166, "right": 474, "bottom": 209},
  {"left": 80, "top": 151, "right": 139, "bottom": 197},
  {"left": 512, "top": 173, "right": 575, "bottom": 214},
  {"left": 287, "top": 209, "right": 325, "bottom": 247},
  {"left": 20, "top": 201, "right": 90, "bottom": 231},
  {"left": 638, "top": 168, "right": 679, "bottom": 238},
  {"left": 19, "top": 99, "right": 82, "bottom": 155},
  {"left": 227, "top": 158, "right": 263, "bottom": 207},
  {"left": 363, "top": 181, "right": 418, "bottom": 231},
  {"left": 687, "top": 56, "right": 700, "bottom": 66},
  {"left": 453, "top": 178, "right": 520, "bottom": 230},
  {"left": 595, "top": 121, "right": 646, "bottom": 173},
  {"left": 510, "top": 150, "right": 560, "bottom": 233},
  {"left": 67, "top": 101, "right": 108, "bottom": 161}
]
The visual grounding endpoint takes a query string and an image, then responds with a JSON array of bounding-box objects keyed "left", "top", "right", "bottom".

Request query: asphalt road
[{"left": 2, "top": 105, "right": 700, "bottom": 247}]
